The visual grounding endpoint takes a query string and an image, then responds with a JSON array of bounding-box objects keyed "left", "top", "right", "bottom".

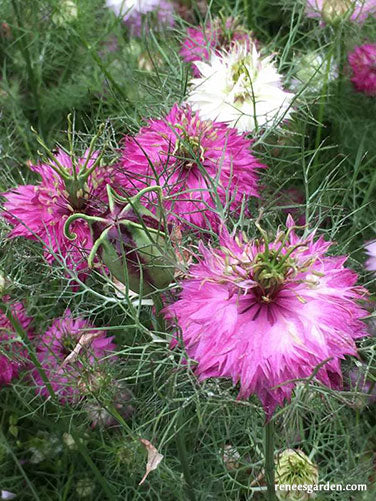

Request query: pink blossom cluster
[
  {"left": 32, "top": 310, "right": 116, "bottom": 403},
  {"left": 0, "top": 302, "right": 117, "bottom": 407},
  {"left": 348, "top": 43, "right": 376, "bottom": 96},
  {"left": 2, "top": 150, "right": 115, "bottom": 275},
  {"left": 117, "top": 103, "right": 265, "bottom": 229},
  {"left": 0, "top": 6, "right": 374, "bottom": 420}
]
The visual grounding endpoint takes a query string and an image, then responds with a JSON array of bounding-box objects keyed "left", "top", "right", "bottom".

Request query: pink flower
[
  {"left": 365, "top": 240, "right": 376, "bottom": 271},
  {"left": 348, "top": 43, "right": 376, "bottom": 96},
  {"left": 2, "top": 150, "right": 114, "bottom": 274},
  {"left": 32, "top": 311, "right": 116, "bottom": 403},
  {"left": 0, "top": 298, "right": 33, "bottom": 386},
  {"left": 164, "top": 216, "right": 369, "bottom": 417},
  {"left": 180, "top": 18, "right": 254, "bottom": 77},
  {"left": 306, "top": 0, "right": 376, "bottom": 24},
  {"left": 117, "top": 104, "right": 266, "bottom": 229}
]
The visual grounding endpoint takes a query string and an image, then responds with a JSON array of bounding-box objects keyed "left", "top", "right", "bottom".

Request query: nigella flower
[
  {"left": 0, "top": 298, "right": 33, "bottom": 386},
  {"left": 348, "top": 43, "right": 376, "bottom": 96},
  {"left": 306, "top": 0, "right": 376, "bottom": 24},
  {"left": 164, "top": 216, "right": 369, "bottom": 417},
  {"left": 105, "top": 0, "right": 174, "bottom": 37},
  {"left": 1, "top": 149, "right": 114, "bottom": 274},
  {"left": 117, "top": 103, "right": 266, "bottom": 229},
  {"left": 32, "top": 311, "right": 116, "bottom": 403},
  {"left": 365, "top": 240, "right": 376, "bottom": 272},
  {"left": 180, "top": 17, "right": 255, "bottom": 77},
  {"left": 186, "top": 42, "right": 295, "bottom": 133}
]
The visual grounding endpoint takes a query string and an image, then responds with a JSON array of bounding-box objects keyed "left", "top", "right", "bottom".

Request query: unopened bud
[
  {"left": 222, "top": 444, "right": 241, "bottom": 471},
  {"left": 0, "top": 272, "right": 6, "bottom": 296},
  {"left": 322, "top": 0, "right": 354, "bottom": 24},
  {"left": 75, "top": 478, "right": 94, "bottom": 499},
  {"left": 52, "top": 0, "right": 78, "bottom": 25},
  {"left": 275, "top": 449, "right": 318, "bottom": 500}
]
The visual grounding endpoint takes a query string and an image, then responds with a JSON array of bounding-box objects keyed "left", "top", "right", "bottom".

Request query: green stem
[
  {"left": 1, "top": 432, "right": 41, "bottom": 501},
  {"left": 64, "top": 213, "right": 108, "bottom": 240},
  {"left": 363, "top": 167, "right": 376, "bottom": 207},
  {"left": 264, "top": 420, "right": 277, "bottom": 501},
  {"left": 314, "top": 49, "right": 333, "bottom": 154},
  {"left": 310, "top": 46, "right": 334, "bottom": 193},
  {"left": 152, "top": 292, "right": 166, "bottom": 333},
  {"left": 69, "top": 429, "right": 116, "bottom": 499},
  {"left": 79, "top": 123, "right": 105, "bottom": 175},
  {"left": 175, "top": 412, "right": 196, "bottom": 501},
  {"left": 337, "top": 26, "right": 345, "bottom": 100},
  {"left": 31, "top": 127, "right": 70, "bottom": 179},
  {"left": 243, "top": 0, "right": 252, "bottom": 28}
]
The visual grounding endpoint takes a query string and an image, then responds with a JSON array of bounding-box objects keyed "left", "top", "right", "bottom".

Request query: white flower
[
  {"left": 186, "top": 43, "right": 294, "bottom": 133},
  {"left": 1, "top": 492, "right": 17, "bottom": 501},
  {"left": 105, "top": 0, "right": 161, "bottom": 19}
]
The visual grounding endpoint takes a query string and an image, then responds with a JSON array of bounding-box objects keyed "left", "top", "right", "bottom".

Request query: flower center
[
  {"left": 251, "top": 249, "right": 296, "bottom": 302},
  {"left": 65, "top": 178, "right": 90, "bottom": 211},
  {"left": 232, "top": 58, "right": 248, "bottom": 84},
  {"left": 231, "top": 57, "right": 257, "bottom": 104},
  {"left": 173, "top": 127, "right": 205, "bottom": 170},
  {"left": 61, "top": 334, "right": 77, "bottom": 355}
]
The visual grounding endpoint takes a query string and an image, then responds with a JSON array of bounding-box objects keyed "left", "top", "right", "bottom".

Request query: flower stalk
[
  {"left": 175, "top": 411, "right": 196, "bottom": 501},
  {"left": 264, "top": 420, "right": 277, "bottom": 501}
]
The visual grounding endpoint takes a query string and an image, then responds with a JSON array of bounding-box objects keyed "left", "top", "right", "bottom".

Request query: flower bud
[
  {"left": 275, "top": 449, "right": 318, "bottom": 500},
  {"left": 0, "top": 271, "right": 6, "bottom": 296},
  {"left": 222, "top": 445, "right": 241, "bottom": 471},
  {"left": 75, "top": 478, "right": 94, "bottom": 499},
  {"left": 84, "top": 382, "right": 135, "bottom": 428},
  {"left": 52, "top": 0, "right": 78, "bottom": 25},
  {"left": 322, "top": 0, "right": 354, "bottom": 24},
  {"left": 62, "top": 433, "right": 77, "bottom": 450}
]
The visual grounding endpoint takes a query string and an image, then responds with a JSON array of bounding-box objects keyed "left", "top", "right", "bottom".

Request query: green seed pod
[{"left": 65, "top": 185, "right": 175, "bottom": 295}]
